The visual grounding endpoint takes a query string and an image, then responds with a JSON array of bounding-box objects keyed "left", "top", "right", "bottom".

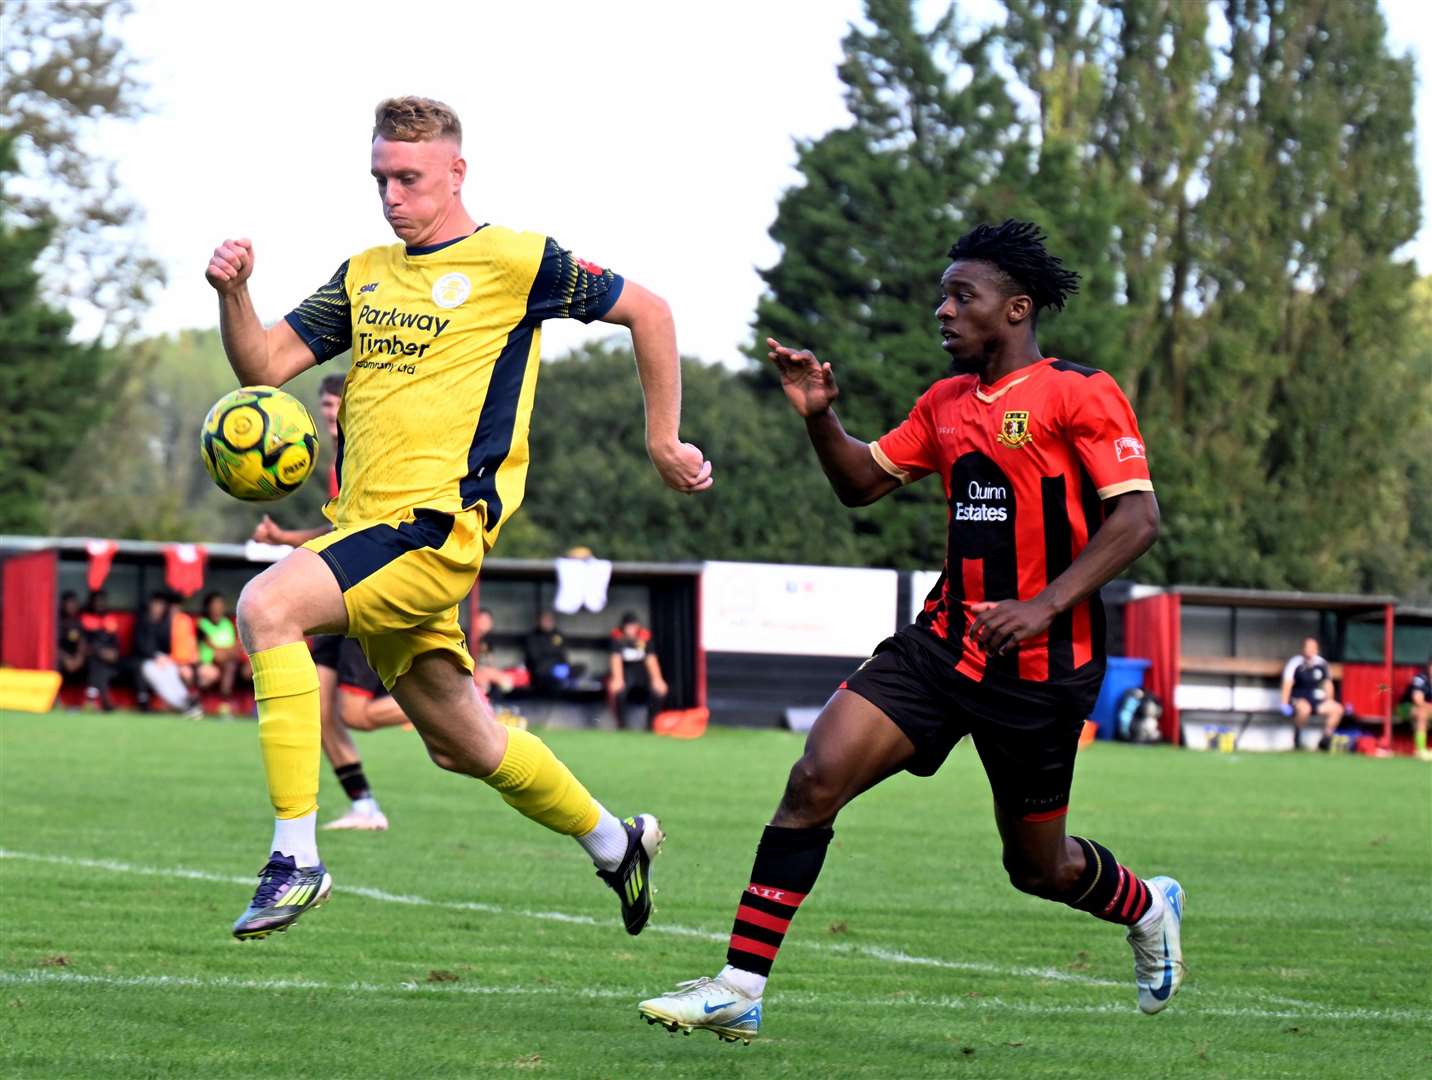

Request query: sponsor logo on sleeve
[{"left": 1114, "top": 436, "right": 1146, "bottom": 463}]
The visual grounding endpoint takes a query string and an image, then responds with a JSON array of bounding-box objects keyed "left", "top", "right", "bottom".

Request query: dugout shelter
[
  {"left": 1120, "top": 585, "right": 1413, "bottom": 750},
  {"left": 6, "top": 536, "right": 1427, "bottom": 750},
  {"left": 0, "top": 537, "right": 702, "bottom": 717}
]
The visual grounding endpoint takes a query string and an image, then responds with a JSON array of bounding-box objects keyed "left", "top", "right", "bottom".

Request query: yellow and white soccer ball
[{"left": 199, "top": 386, "right": 319, "bottom": 502}]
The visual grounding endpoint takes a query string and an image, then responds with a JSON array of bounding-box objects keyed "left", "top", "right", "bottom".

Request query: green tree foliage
[
  {"left": 752, "top": 0, "right": 1429, "bottom": 593},
  {"left": 1, "top": 0, "right": 163, "bottom": 340},
  {"left": 1141, "top": 0, "right": 1427, "bottom": 592},
  {"left": 44, "top": 329, "right": 336, "bottom": 541},
  {"left": 0, "top": 1, "right": 166, "bottom": 536},
  {"left": 754, "top": 0, "right": 1023, "bottom": 565},
  {"left": 1390, "top": 276, "right": 1432, "bottom": 603},
  {"left": 510, "top": 341, "right": 864, "bottom": 564},
  {"left": 0, "top": 138, "right": 105, "bottom": 533}
]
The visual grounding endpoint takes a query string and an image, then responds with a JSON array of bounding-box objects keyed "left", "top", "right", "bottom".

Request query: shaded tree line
[
  {"left": 6, "top": 0, "right": 1430, "bottom": 601},
  {"left": 752, "top": 0, "right": 1431, "bottom": 595}
]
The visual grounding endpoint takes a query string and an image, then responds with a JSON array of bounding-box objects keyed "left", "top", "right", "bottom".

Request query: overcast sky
[{"left": 97, "top": 0, "right": 1431, "bottom": 365}]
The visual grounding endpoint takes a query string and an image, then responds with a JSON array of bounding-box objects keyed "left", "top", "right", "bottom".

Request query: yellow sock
[
  {"left": 482, "top": 727, "right": 600, "bottom": 836},
  {"left": 251, "top": 641, "right": 321, "bottom": 820}
]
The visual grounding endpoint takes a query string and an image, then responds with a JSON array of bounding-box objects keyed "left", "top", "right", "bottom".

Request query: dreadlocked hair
[{"left": 946, "top": 219, "right": 1080, "bottom": 314}]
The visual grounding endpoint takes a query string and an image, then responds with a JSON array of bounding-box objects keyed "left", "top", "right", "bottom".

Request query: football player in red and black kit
[
  {"left": 253, "top": 373, "right": 407, "bottom": 831},
  {"left": 639, "top": 221, "right": 1185, "bottom": 1043}
]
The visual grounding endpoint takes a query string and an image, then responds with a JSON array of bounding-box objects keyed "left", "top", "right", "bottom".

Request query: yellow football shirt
[{"left": 284, "top": 226, "right": 623, "bottom": 548}]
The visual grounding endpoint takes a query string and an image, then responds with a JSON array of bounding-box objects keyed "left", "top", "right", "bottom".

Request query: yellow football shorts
[{"left": 304, "top": 508, "right": 482, "bottom": 690}]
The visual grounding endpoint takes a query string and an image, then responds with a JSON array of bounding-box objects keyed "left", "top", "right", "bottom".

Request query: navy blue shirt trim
[
  {"left": 405, "top": 225, "right": 486, "bottom": 257},
  {"left": 285, "top": 259, "right": 352, "bottom": 363}
]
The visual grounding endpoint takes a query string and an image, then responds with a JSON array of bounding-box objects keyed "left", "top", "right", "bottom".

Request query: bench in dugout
[{"left": 1176, "top": 656, "right": 1348, "bottom": 751}]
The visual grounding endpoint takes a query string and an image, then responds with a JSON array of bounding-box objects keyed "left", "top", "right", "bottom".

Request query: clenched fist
[{"left": 206, "top": 238, "right": 255, "bottom": 293}]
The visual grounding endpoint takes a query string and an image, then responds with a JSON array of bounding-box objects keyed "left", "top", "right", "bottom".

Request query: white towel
[{"left": 554, "top": 556, "right": 613, "bottom": 614}]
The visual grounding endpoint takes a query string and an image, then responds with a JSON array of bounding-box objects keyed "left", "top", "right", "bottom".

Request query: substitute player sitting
[
  {"left": 639, "top": 221, "right": 1182, "bottom": 1043},
  {"left": 1280, "top": 637, "right": 1344, "bottom": 750},
  {"left": 1399, "top": 658, "right": 1431, "bottom": 761},
  {"left": 206, "top": 95, "right": 711, "bottom": 941}
]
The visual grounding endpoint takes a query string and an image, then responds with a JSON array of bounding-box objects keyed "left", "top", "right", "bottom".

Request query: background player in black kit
[
  {"left": 252, "top": 374, "right": 405, "bottom": 830},
  {"left": 1279, "top": 636, "right": 1344, "bottom": 750},
  {"left": 638, "top": 220, "right": 1185, "bottom": 1043},
  {"left": 1402, "top": 658, "right": 1432, "bottom": 760}
]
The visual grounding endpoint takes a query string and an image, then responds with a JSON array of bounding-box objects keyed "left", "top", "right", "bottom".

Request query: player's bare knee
[
  {"left": 418, "top": 725, "right": 496, "bottom": 778},
  {"left": 775, "top": 755, "right": 843, "bottom": 827},
  {"left": 421, "top": 735, "right": 470, "bottom": 775},
  {"left": 339, "top": 697, "right": 371, "bottom": 731},
  {"left": 236, "top": 577, "right": 297, "bottom": 652},
  {"left": 427, "top": 747, "right": 460, "bottom": 772}
]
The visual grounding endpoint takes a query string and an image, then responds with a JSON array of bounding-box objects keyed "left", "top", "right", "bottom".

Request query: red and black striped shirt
[{"left": 872, "top": 358, "right": 1152, "bottom": 691}]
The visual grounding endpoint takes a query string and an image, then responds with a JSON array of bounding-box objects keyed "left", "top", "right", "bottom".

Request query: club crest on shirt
[
  {"left": 996, "top": 410, "right": 1032, "bottom": 449},
  {"left": 431, "top": 272, "right": 471, "bottom": 310}
]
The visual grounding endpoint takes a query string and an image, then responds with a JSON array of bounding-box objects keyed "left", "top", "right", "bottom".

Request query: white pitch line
[
  {"left": 0, "top": 969, "right": 625, "bottom": 999},
  {"left": 3, "top": 849, "right": 1106, "bottom": 986},
  {"left": 0, "top": 849, "right": 1108, "bottom": 986},
  {"left": 825, "top": 943, "right": 1121, "bottom": 988},
  {"left": 857, "top": 991, "right": 1432, "bottom": 1025},
  {"left": 5, "top": 849, "right": 1430, "bottom": 1023},
  {"left": 3, "top": 969, "right": 1429, "bottom": 1025}
]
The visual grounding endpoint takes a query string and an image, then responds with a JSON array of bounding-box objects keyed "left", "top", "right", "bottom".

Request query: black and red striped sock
[
  {"left": 334, "top": 762, "right": 370, "bottom": 802},
  {"left": 726, "top": 825, "right": 833, "bottom": 977},
  {"left": 1063, "top": 836, "right": 1153, "bottom": 925}
]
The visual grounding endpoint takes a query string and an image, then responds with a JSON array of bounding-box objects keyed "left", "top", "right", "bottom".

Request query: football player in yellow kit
[{"left": 205, "top": 95, "right": 711, "bottom": 940}]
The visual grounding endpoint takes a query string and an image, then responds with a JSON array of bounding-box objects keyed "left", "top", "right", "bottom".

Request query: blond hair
[{"left": 372, "top": 96, "right": 462, "bottom": 145}]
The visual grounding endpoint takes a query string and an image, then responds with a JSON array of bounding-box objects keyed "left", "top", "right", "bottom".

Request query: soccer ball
[{"left": 200, "top": 386, "right": 319, "bottom": 501}]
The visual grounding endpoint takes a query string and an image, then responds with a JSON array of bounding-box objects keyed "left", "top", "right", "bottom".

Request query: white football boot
[
  {"left": 321, "top": 805, "right": 390, "bottom": 831},
  {"left": 1127, "top": 875, "right": 1186, "bottom": 1014},
  {"left": 639, "top": 976, "right": 762, "bottom": 1044}
]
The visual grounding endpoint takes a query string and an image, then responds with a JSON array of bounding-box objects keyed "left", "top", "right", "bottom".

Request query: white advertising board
[
  {"left": 702, "top": 561, "right": 899, "bottom": 658},
  {"left": 908, "top": 569, "right": 944, "bottom": 625}
]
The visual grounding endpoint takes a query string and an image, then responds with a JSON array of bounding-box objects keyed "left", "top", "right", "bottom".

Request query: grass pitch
[{"left": 2, "top": 709, "right": 1429, "bottom": 1078}]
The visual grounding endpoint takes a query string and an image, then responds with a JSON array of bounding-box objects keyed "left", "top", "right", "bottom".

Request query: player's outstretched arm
[
  {"left": 205, "top": 238, "right": 317, "bottom": 388},
  {"left": 251, "top": 515, "right": 330, "bottom": 547},
  {"left": 969, "top": 491, "right": 1160, "bottom": 656},
  {"left": 601, "top": 280, "right": 712, "bottom": 494},
  {"left": 768, "top": 337, "right": 900, "bottom": 507}
]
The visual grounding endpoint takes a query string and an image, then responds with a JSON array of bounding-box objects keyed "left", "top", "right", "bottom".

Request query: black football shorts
[
  {"left": 337, "top": 637, "right": 388, "bottom": 700},
  {"left": 842, "top": 629, "right": 1097, "bottom": 821},
  {"left": 309, "top": 633, "right": 343, "bottom": 671}
]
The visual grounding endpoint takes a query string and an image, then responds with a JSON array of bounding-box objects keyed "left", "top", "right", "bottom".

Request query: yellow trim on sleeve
[
  {"left": 869, "top": 441, "right": 910, "bottom": 483},
  {"left": 1097, "top": 478, "right": 1155, "bottom": 500}
]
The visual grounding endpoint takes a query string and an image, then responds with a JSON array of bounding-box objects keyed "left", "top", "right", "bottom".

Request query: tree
[
  {"left": 750, "top": 0, "right": 1428, "bottom": 593},
  {"left": 1400, "top": 278, "right": 1432, "bottom": 602},
  {"left": 44, "top": 329, "right": 336, "bottom": 541},
  {"left": 1, "top": 0, "right": 163, "bottom": 341},
  {"left": 752, "top": 0, "right": 1025, "bottom": 568},
  {"left": 513, "top": 341, "right": 865, "bottom": 565},
  {"left": 1248, "top": 0, "right": 1423, "bottom": 592},
  {"left": 1143, "top": 0, "right": 1424, "bottom": 591},
  {"left": 0, "top": 137, "right": 106, "bottom": 533}
]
